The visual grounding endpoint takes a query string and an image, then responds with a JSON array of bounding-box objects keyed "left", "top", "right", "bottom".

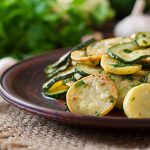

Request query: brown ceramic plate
[{"left": 1, "top": 49, "right": 150, "bottom": 129}]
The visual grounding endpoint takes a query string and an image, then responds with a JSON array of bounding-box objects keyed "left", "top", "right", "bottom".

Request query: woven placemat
[{"left": 0, "top": 96, "right": 150, "bottom": 150}]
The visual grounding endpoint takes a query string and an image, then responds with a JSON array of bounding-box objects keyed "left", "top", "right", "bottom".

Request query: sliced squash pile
[{"left": 43, "top": 32, "right": 150, "bottom": 118}]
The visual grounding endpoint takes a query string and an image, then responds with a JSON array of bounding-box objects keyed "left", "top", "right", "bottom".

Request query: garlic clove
[
  {"left": 0, "top": 57, "right": 17, "bottom": 77},
  {"left": 114, "top": 0, "right": 150, "bottom": 37},
  {"left": 114, "top": 15, "right": 150, "bottom": 37}
]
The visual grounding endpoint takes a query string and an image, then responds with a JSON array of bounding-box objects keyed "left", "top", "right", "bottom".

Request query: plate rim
[{"left": 1, "top": 51, "right": 150, "bottom": 128}]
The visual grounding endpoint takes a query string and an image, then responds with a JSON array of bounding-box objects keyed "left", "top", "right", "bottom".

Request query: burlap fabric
[{"left": 0, "top": 96, "right": 150, "bottom": 150}]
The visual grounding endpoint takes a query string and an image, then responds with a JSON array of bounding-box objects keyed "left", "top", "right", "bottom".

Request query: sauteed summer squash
[{"left": 43, "top": 32, "right": 150, "bottom": 118}]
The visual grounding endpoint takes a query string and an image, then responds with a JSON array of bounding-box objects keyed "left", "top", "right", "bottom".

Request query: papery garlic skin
[
  {"left": 0, "top": 57, "right": 17, "bottom": 77},
  {"left": 114, "top": 15, "right": 150, "bottom": 37},
  {"left": 114, "top": 0, "right": 150, "bottom": 37}
]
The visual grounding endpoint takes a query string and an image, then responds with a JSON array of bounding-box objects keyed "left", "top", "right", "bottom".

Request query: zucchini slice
[
  {"left": 43, "top": 72, "right": 74, "bottom": 98},
  {"left": 108, "top": 42, "right": 150, "bottom": 63},
  {"left": 66, "top": 74, "right": 118, "bottom": 116},
  {"left": 45, "top": 38, "right": 96, "bottom": 77},
  {"left": 56, "top": 66, "right": 75, "bottom": 77},
  {"left": 51, "top": 38, "right": 96, "bottom": 68},
  {"left": 135, "top": 32, "right": 150, "bottom": 47},
  {"left": 101, "top": 55, "right": 142, "bottom": 75},
  {"left": 46, "top": 60, "right": 70, "bottom": 78},
  {"left": 86, "top": 37, "right": 131, "bottom": 56},
  {"left": 75, "top": 64, "right": 101, "bottom": 76},
  {"left": 71, "top": 50, "right": 101, "bottom": 66},
  {"left": 123, "top": 83, "right": 150, "bottom": 118},
  {"left": 45, "top": 80, "right": 69, "bottom": 98}
]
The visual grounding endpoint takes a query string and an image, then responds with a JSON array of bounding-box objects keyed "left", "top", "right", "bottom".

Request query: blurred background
[{"left": 0, "top": 0, "right": 150, "bottom": 59}]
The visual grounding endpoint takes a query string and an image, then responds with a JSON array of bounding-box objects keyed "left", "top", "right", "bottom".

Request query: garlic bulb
[
  {"left": 114, "top": 0, "right": 150, "bottom": 37},
  {"left": 0, "top": 57, "right": 17, "bottom": 77}
]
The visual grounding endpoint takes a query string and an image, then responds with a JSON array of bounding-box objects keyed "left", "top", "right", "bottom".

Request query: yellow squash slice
[
  {"left": 101, "top": 55, "right": 142, "bottom": 75},
  {"left": 123, "top": 83, "right": 150, "bottom": 118},
  {"left": 66, "top": 74, "right": 118, "bottom": 116},
  {"left": 109, "top": 74, "right": 149, "bottom": 109},
  {"left": 71, "top": 50, "right": 101, "bottom": 66},
  {"left": 100, "top": 70, "right": 149, "bottom": 109}
]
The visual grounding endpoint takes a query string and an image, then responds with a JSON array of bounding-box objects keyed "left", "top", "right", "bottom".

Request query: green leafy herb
[
  {"left": 108, "top": 74, "right": 117, "bottom": 82},
  {"left": 0, "top": 0, "right": 115, "bottom": 59},
  {"left": 111, "top": 62, "right": 133, "bottom": 68},
  {"left": 75, "top": 80, "right": 85, "bottom": 88},
  {"left": 63, "top": 76, "right": 76, "bottom": 85},
  {"left": 94, "top": 111, "right": 100, "bottom": 117},
  {"left": 139, "top": 77, "right": 147, "bottom": 83},
  {"left": 123, "top": 49, "right": 132, "bottom": 53},
  {"left": 126, "top": 75, "right": 134, "bottom": 81},
  {"left": 143, "top": 40, "right": 147, "bottom": 44},
  {"left": 62, "top": 79, "right": 68, "bottom": 86}
]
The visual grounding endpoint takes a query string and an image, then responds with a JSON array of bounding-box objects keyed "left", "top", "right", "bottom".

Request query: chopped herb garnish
[
  {"left": 94, "top": 111, "right": 100, "bottom": 117},
  {"left": 62, "top": 80, "right": 67, "bottom": 85},
  {"left": 70, "top": 76, "right": 76, "bottom": 82},
  {"left": 143, "top": 40, "right": 147, "bottom": 44},
  {"left": 139, "top": 77, "right": 146, "bottom": 83},
  {"left": 111, "top": 62, "right": 133, "bottom": 68},
  {"left": 99, "top": 68, "right": 103, "bottom": 74},
  {"left": 63, "top": 77, "right": 74, "bottom": 85},
  {"left": 75, "top": 80, "right": 85, "bottom": 88},
  {"left": 110, "top": 99, "right": 114, "bottom": 103},
  {"left": 139, "top": 113, "right": 142, "bottom": 117},
  {"left": 130, "top": 84, "right": 135, "bottom": 88},
  {"left": 142, "top": 33, "right": 146, "bottom": 37},
  {"left": 108, "top": 74, "right": 116, "bottom": 82},
  {"left": 132, "top": 97, "right": 135, "bottom": 101},
  {"left": 110, "top": 77, "right": 116, "bottom": 82},
  {"left": 123, "top": 49, "right": 132, "bottom": 53},
  {"left": 126, "top": 75, "right": 134, "bottom": 81},
  {"left": 109, "top": 96, "right": 115, "bottom": 103}
]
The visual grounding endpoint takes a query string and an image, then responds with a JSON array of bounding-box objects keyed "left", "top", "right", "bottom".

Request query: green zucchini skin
[
  {"left": 75, "top": 65, "right": 89, "bottom": 76},
  {"left": 108, "top": 42, "right": 150, "bottom": 64},
  {"left": 43, "top": 75, "right": 73, "bottom": 98},
  {"left": 141, "top": 61, "right": 150, "bottom": 68},
  {"left": 44, "top": 91, "right": 67, "bottom": 99},
  {"left": 45, "top": 59, "right": 70, "bottom": 78},
  {"left": 75, "top": 69, "right": 88, "bottom": 76},
  {"left": 135, "top": 32, "right": 150, "bottom": 47},
  {"left": 43, "top": 66, "right": 85, "bottom": 98},
  {"left": 44, "top": 55, "right": 71, "bottom": 77},
  {"left": 75, "top": 64, "right": 101, "bottom": 76},
  {"left": 43, "top": 72, "right": 74, "bottom": 92},
  {"left": 45, "top": 38, "right": 96, "bottom": 77},
  {"left": 52, "top": 38, "right": 96, "bottom": 68}
]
